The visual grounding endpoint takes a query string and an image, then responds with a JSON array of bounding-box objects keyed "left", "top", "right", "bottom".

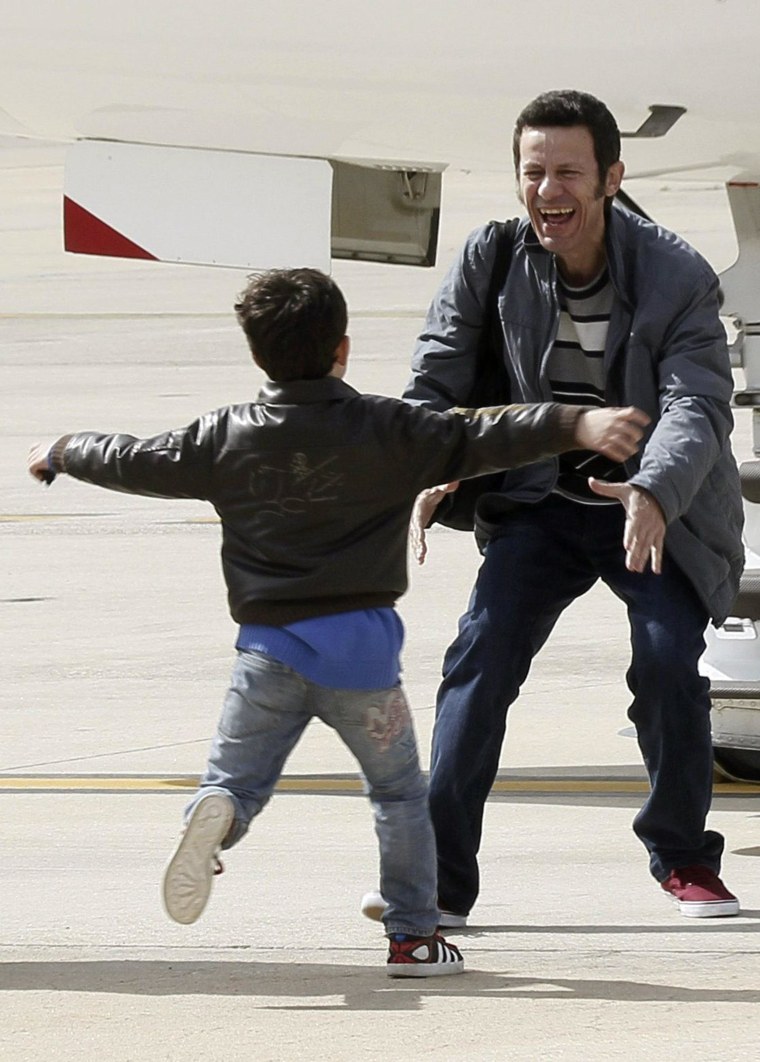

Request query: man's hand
[
  {"left": 410, "top": 482, "right": 460, "bottom": 564},
  {"left": 589, "top": 478, "right": 666, "bottom": 573},
  {"left": 575, "top": 407, "right": 650, "bottom": 462},
  {"left": 28, "top": 442, "right": 57, "bottom": 484}
]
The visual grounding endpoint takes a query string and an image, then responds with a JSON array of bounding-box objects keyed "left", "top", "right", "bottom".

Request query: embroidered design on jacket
[{"left": 252, "top": 452, "right": 343, "bottom": 514}]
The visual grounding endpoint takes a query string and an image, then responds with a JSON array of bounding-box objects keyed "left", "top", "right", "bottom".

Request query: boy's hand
[
  {"left": 575, "top": 407, "right": 650, "bottom": 462},
  {"left": 28, "top": 442, "right": 57, "bottom": 484},
  {"left": 410, "top": 482, "right": 459, "bottom": 564}
]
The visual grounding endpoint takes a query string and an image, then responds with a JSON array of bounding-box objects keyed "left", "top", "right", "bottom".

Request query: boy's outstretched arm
[
  {"left": 27, "top": 421, "right": 216, "bottom": 500},
  {"left": 411, "top": 404, "right": 650, "bottom": 564}
]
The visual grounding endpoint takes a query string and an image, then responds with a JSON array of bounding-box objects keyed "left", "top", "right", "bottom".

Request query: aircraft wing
[{"left": 3, "top": 0, "right": 760, "bottom": 269}]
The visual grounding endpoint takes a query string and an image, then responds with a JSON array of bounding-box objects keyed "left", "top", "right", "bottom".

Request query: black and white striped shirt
[{"left": 549, "top": 268, "right": 625, "bottom": 504}]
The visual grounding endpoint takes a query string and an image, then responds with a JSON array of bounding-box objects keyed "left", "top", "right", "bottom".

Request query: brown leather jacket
[{"left": 52, "top": 376, "right": 581, "bottom": 624}]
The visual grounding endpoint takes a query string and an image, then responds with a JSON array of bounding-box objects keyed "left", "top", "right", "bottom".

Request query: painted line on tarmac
[
  {"left": 1, "top": 514, "right": 91, "bottom": 522},
  {"left": 0, "top": 775, "right": 757, "bottom": 795}
]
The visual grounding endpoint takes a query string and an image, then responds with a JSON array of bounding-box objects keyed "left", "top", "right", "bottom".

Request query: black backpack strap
[
  {"left": 431, "top": 217, "right": 519, "bottom": 532},
  {"left": 483, "top": 217, "right": 519, "bottom": 363},
  {"left": 471, "top": 217, "right": 519, "bottom": 406},
  {"left": 486, "top": 218, "right": 519, "bottom": 304}
]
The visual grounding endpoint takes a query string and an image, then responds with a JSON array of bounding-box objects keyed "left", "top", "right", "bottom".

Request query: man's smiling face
[{"left": 518, "top": 124, "right": 623, "bottom": 284}]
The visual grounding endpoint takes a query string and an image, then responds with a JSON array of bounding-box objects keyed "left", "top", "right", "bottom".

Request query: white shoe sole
[
  {"left": 387, "top": 960, "right": 465, "bottom": 978},
  {"left": 162, "top": 793, "right": 234, "bottom": 924},
  {"left": 361, "top": 890, "right": 469, "bottom": 929},
  {"left": 670, "top": 896, "right": 740, "bottom": 918},
  {"left": 438, "top": 911, "right": 468, "bottom": 928}
]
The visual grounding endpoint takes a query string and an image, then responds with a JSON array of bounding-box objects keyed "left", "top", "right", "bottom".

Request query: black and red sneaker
[
  {"left": 386, "top": 932, "right": 464, "bottom": 977},
  {"left": 660, "top": 865, "right": 740, "bottom": 917}
]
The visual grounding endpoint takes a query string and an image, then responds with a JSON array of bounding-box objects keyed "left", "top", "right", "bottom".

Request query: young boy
[{"left": 28, "top": 268, "right": 647, "bottom": 976}]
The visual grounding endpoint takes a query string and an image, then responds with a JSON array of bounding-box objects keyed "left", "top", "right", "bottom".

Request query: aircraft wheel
[{"left": 713, "top": 745, "right": 760, "bottom": 784}]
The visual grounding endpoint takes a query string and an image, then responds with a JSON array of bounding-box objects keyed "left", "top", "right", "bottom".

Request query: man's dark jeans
[{"left": 429, "top": 493, "right": 724, "bottom": 916}]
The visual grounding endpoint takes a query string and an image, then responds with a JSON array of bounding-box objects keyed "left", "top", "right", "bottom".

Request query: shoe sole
[
  {"left": 670, "top": 897, "right": 740, "bottom": 918},
  {"left": 162, "top": 794, "right": 234, "bottom": 924},
  {"left": 438, "top": 911, "right": 468, "bottom": 928},
  {"left": 361, "top": 892, "right": 469, "bottom": 930},
  {"left": 662, "top": 889, "right": 740, "bottom": 918},
  {"left": 388, "top": 957, "right": 465, "bottom": 978}
]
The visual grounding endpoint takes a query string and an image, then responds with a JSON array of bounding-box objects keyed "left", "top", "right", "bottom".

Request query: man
[{"left": 404, "top": 90, "right": 744, "bottom": 923}]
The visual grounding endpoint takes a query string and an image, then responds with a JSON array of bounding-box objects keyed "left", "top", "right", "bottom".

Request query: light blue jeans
[{"left": 186, "top": 648, "right": 440, "bottom": 937}]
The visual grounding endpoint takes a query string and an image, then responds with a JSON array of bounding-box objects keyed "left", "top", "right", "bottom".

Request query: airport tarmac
[{"left": 2, "top": 136, "right": 759, "bottom": 1061}]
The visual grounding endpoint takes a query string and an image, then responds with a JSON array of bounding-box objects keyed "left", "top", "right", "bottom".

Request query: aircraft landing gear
[{"left": 702, "top": 180, "right": 760, "bottom": 785}]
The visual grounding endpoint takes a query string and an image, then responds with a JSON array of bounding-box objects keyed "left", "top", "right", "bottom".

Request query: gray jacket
[{"left": 404, "top": 203, "right": 744, "bottom": 625}]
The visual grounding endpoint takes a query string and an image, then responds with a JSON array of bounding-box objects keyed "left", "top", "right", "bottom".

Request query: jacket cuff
[
  {"left": 626, "top": 474, "right": 674, "bottom": 524},
  {"left": 49, "top": 435, "right": 74, "bottom": 473},
  {"left": 550, "top": 403, "right": 588, "bottom": 449}
]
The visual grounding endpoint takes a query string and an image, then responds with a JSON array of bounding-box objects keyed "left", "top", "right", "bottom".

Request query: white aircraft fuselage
[
  {"left": 3, "top": 0, "right": 759, "bottom": 179},
  {"left": 2, "top": 1, "right": 759, "bottom": 292}
]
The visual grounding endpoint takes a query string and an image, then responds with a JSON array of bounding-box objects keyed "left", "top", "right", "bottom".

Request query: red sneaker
[
  {"left": 387, "top": 933, "right": 464, "bottom": 977},
  {"left": 661, "top": 865, "right": 740, "bottom": 918}
]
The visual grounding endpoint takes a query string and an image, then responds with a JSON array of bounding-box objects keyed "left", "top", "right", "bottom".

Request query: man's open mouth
[{"left": 539, "top": 207, "right": 575, "bottom": 227}]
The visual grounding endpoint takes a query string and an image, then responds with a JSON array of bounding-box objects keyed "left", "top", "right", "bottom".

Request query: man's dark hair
[
  {"left": 235, "top": 268, "right": 348, "bottom": 381},
  {"left": 512, "top": 89, "right": 621, "bottom": 185}
]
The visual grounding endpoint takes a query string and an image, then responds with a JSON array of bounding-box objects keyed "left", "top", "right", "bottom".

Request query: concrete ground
[{"left": 1, "top": 136, "right": 759, "bottom": 1062}]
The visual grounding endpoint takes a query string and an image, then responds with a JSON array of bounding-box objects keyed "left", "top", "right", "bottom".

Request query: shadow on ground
[{"left": 2, "top": 959, "right": 760, "bottom": 1010}]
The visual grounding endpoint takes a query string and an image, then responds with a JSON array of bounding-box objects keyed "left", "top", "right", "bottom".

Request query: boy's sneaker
[
  {"left": 360, "top": 889, "right": 469, "bottom": 928},
  {"left": 387, "top": 933, "right": 464, "bottom": 977},
  {"left": 360, "top": 889, "right": 388, "bottom": 923},
  {"left": 661, "top": 865, "right": 740, "bottom": 918},
  {"left": 162, "top": 793, "right": 234, "bottom": 924}
]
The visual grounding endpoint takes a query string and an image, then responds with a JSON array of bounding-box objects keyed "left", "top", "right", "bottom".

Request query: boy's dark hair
[
  {"left": 234, "top": 268, "right": 348, "bottom": 381},
  {"left": 512, "top": 89, "right": 621, "bottom": 187}
]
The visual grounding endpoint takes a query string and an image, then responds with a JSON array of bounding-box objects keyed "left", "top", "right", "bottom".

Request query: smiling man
[
  {"left": 518, "top": 122, "right": 622, "bottom": 285},
  {"left": 390, "top": 89, "right": 745, "bottom": 926}
]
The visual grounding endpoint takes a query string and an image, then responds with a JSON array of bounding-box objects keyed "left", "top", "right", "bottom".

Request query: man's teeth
[{"left": 541, "top": 208, "right": 573, "bottom": 217}]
